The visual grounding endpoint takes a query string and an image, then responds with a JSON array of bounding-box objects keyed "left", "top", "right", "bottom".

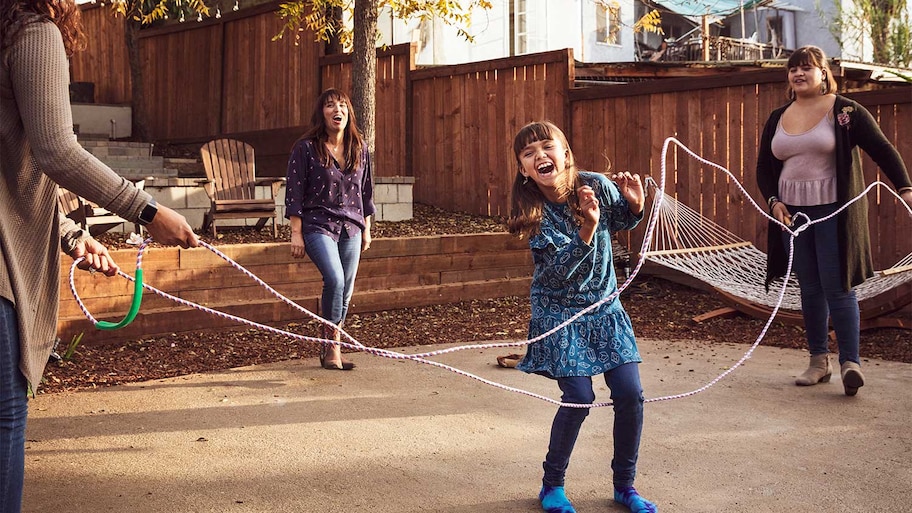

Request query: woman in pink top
[{"left": 756, "top": 46, "right": 912, "bottom": 396}]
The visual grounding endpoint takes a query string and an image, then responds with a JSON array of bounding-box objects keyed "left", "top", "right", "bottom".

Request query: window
[
  {"left": 596, "top": 2, "right": 621, "bottom": 45},
  {"left": 511, "top": 0, "right": 528, "bottom": 55}
]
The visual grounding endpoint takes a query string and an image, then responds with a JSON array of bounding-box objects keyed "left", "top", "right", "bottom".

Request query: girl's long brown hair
[
  {"left": 295, "top": 88, "right": 364, "bottom": 173},
  {"left": 507, "top": 121, "right": 586, "bottom": 239},
  {"left": 0, "top": 0, "right": 86, "bottom": 56}
]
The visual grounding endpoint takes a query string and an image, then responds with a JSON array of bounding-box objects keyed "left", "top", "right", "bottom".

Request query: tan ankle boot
[
  {"left": 840, "top": 361, "right": 864, "bottom": 396},
  {"left": 319, "top": 324, "right": 354, "bottom": 371},
  {"left": 795, "top": 354, "right": 832, "bottom": 386}
]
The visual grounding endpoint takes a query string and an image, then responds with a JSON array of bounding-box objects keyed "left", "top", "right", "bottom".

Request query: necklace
[{"left": 326, "top": 140, "right": 345, "bottom": 167}]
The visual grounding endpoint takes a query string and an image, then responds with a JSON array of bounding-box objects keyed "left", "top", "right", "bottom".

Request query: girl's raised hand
[
  {"left": 576, "top": 185, "right": 600, "bottom": 245},
  {"left": 577, "top": 185, "right": 600, "bottom": 226},
  {"left": 612, "top": 172, "right": 645, "bottom": 215}
]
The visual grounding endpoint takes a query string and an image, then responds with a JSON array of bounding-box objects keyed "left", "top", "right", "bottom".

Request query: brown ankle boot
[
  {"left": 795, "top": 354, "right": 832, "bottom": 386},
  {"left": 840, "top": 361, "right": 864, "bottom": 396},
  {"left": 319, "top": 324, "right": 355, "bottom": 371}
]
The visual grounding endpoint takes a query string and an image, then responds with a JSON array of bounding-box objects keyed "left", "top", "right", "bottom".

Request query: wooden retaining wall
[{"left": 58, "top": 233, "right": 533, "bottom": 345}]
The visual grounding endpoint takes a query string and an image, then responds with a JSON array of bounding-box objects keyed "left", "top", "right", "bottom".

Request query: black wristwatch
[{"left": 138, "top": 198, "right": 158, "bottom": 226}]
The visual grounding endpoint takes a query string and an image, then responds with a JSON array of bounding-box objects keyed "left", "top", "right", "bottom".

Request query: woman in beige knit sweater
[{"left": 1, "top": 1, "right": 198, "bottom": 510}]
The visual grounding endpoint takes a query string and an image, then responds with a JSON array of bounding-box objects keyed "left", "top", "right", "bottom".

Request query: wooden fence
[
  {"left": 71, "top": 5, "right": 911, "bottom": 269},
  {"left": 321, "top": 45, "right": 412, "bottom": 179},
  {"left": 410, "top": 50, "right": 574, "bottom": 217},
  {"left": 69, "top": 6, "right": 129, "bottom": 104},
  {"left": 71, "top": 2, "right": 409, "bottom": 179}
]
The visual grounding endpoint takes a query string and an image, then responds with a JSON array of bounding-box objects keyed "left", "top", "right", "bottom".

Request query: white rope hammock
[
  {"left": 643, "top": 188, "right": 912, "bottom": 310},
  {"left": 642, "top": 169, "right": 912, "bottom": 313}
]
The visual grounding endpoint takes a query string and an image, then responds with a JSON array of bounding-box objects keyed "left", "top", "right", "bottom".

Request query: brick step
[
  {"left": 96, "top": 155, "right": 164, "bottom": 167},
  {"left": 79, "top": 140, "right": 155, "bottom": 161},
  {"left": 94, "top": 155, "right": 178, "bottom": 180},
  {"left": 74, "top": 133, "right": 110, "bottom": 142},
  {"left": 117, "top": 170, "right": 179, "bottom": 180},
  {"left": 85, "top": 146, "right": 152, "bottom": 158},
  {"left": 78, "top": 140, "right": 173, "bottom": 178},
  {"left": 164, "top": 158, "right": 204, "bottom": 177},
  {"left": 79, "top": 140, "right": 151, "bottom": 149}
]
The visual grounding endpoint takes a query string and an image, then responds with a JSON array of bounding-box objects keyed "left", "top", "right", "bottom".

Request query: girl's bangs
[{"left": 514, "top": 123, "right": 557, "bottom": 155}]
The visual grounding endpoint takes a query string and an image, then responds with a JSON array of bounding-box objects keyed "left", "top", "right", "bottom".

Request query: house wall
[
  {"left": 378, "top": 0, "right": 635, "bottom": 65},
  {"left": 729, "top": 0, "right": 840, "bottom": 56},
  {"left": 579, "top": 0, "right": 637, "bottom": 62},
  {"left": 778, "top": 0, "right": 840, "bottom": 56}
]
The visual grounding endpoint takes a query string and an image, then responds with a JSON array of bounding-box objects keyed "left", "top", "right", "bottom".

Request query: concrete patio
[{"left": 23, "top": 338, "right": 912, "bottom": 512}]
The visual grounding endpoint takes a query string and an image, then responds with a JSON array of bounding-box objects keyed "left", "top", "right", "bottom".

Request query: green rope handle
[{"left": 96, "top": 268, "right": 143, "bottom": 330}]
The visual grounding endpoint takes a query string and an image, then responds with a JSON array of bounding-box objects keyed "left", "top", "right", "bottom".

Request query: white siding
[{"left": 379, "top": 0, "right": 635, "bottom": 65}]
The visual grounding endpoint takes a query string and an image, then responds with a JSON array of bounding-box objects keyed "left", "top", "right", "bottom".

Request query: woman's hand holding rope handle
[
  {"left": 69, "top": 238, "right": 119, "bottom": 277},
  {"left": 770, "top": 201, "right": 792, "bottom": 228},
  {"left": 769, "top": 187, "right": 910, "bottom": 227},
  {"left": 73, "top": 204, "right": 197, "bottom": 330},
  {"left": 145, "top": 205, "right": 199, "bottom": 248}
]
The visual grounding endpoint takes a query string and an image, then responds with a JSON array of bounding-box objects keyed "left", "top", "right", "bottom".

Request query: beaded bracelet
[{"left": 767, "top": 196, "right": 780, "bottom": 209}]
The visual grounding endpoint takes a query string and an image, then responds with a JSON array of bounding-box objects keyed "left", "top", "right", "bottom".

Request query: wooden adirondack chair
[
  {"left": 199, "top": 138, "right": 284, "bottom": 238},
  {"left": 58, "top": 180, "right": 146, "bottom": 237}
]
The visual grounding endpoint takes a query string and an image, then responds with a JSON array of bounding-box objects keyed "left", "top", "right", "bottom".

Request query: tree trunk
[
  {"left": 352, "top": 0, "right": 378, "bottom": 155},
  {"left": 124, "top": 20, "right": 150, "bottom": 142},
  {"left": 325, "top": 5, "right": 344, "bottom": 55}
]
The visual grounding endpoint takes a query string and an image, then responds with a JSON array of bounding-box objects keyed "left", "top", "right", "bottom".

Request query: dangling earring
[{"left": 523, "top": 175, "right": 529, "bottom": 185}]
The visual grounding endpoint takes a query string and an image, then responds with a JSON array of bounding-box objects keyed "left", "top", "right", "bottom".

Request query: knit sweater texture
[
  {"left": 1, "top": 18, "right": 152, "bottom": 389},
  {"left": 756, "top": 95, "right": 911, "bottom": 292}
]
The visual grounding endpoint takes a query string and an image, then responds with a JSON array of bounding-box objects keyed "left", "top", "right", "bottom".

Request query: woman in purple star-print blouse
[{"left": 285, "top": 88, "right": 375, "bottom": 371}]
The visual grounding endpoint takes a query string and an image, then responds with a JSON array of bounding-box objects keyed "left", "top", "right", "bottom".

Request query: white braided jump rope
[{"left": 70, "top": 137, "right": 912, "bottom": 408}]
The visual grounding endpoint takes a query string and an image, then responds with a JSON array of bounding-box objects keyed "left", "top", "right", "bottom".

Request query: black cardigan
[{"left": 756, "top": 95, "right": 911, "bottom": 292}]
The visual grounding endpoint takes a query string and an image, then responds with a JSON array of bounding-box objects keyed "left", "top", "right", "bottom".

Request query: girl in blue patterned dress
[{"left": 508, "top": 122, "right": 657, "bottom": 513}]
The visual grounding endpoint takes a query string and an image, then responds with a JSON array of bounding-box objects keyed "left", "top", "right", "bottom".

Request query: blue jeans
[
  {"left": 304, "top": 230, "right": 362, "bottom": 325},
  {"left": 542, "top": 362, "right": 644, "bottom": 489},
  {"left": 784, "top": 203, "right": 860, "bottom": 365},
  {"left": 1, "top": 298, "right": 27, "bottom": 513}
]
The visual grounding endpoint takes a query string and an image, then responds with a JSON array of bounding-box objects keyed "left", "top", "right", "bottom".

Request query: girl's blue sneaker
[
  {"left": 614, "top": 486, "right": 658, "bottom": 513},
  {"left": 539, "top": 485, "right": 576, "bottom": 513}
]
